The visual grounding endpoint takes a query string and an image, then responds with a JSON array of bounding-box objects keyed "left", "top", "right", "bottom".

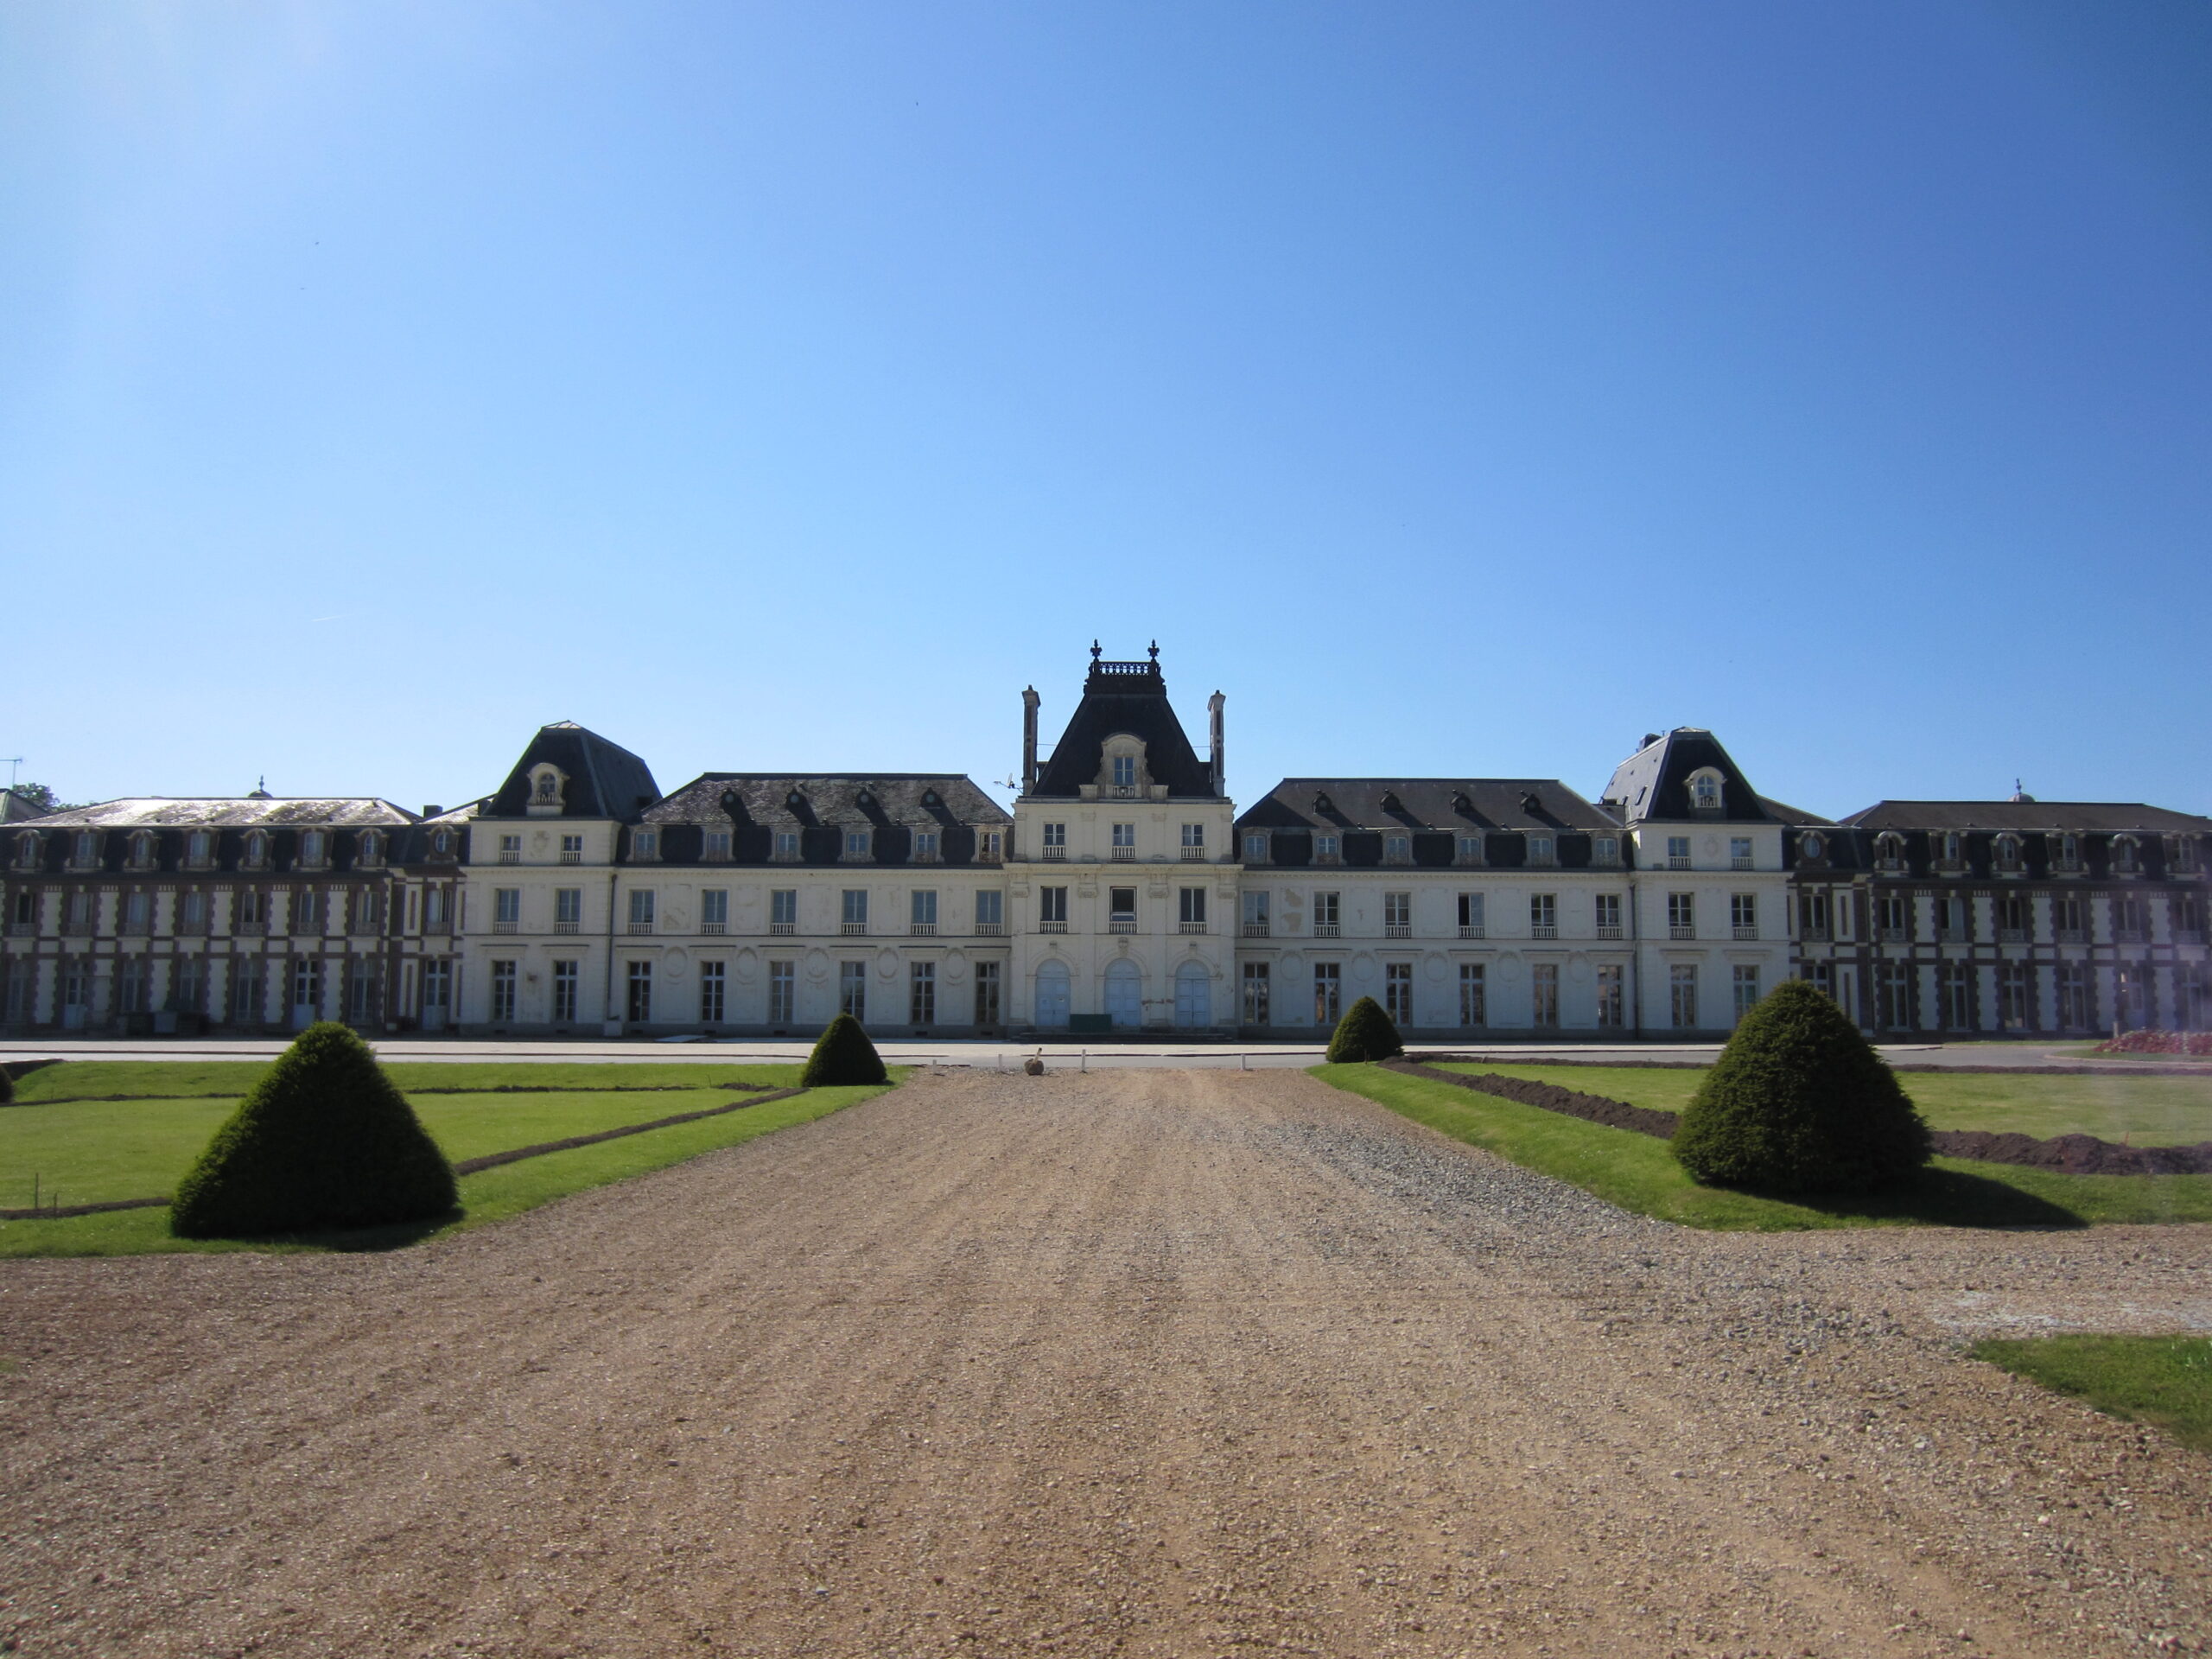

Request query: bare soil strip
[{"left": 3, "top": 1068, "right": 2208, "bottom": 1659}]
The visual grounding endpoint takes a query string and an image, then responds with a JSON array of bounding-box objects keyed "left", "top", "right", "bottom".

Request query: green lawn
[
  {"left": 1320, "top": 1065, "right": 2212, "bottom": 1230},
  {"left": 10, "top": 1058, "right": 790, "bottom": 1103},
  {"left": 1974, "top": 1335, "right": 2212, "bottom": 1453},
  {"left": 0, "top": 1061, "right": 881, "bottom": 1259},
  {"left": 1440, "top": 1063, "right": 2212, "bottom": 1147}
]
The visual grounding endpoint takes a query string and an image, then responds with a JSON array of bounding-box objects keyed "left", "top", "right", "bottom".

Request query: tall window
[
  {"left": 840, "top": 961, "right": 868, "bottom": 1021},
  {"left": 1039, "top": 887, "right": 1068, "bottom": 930},
  {"left": 974, "top": 889, "right": 1003, "bottom": 933},
  {"left": 1595, "top": 964, "right": 1623, "bottom": 1028},
  {"left": 1730, "top": 836, "right": 1753, "bottom": 870},
  {"left": 2055, "top": 894, "right": 2086, "bottom": 939},
  {"left": 1242, "top": 962, "right": 1270, "bottom": 1025},
  {"left": 172, "top": 955, "right": 206, "bottom": 1014},
  {"left": 1667, "top": 836, "right": 1691, "bottom": 869},
  {"left": 1179, "top": 887, "right": 1207, "bottom": 931},
  {"left": 1667, "top": 892, "right": 1695, "bottom": 939},
  {"left": 974, "top": 960, "right": 1001, "bottom": 1027},
  {"left": 912, "top": 889, "right": 938, "bottom": 932},
  {"left": 1878, "top": 960, "right": 1911, "bottom": 1028},
  {"left": 701, "top": 890, "right": 728, "bottom": 933},
  {"left": 1595, "top": 893, "right": 1622, "bottom": 938},
  {"left": 1457, "top": 893, "right": 1484, "bottom": 938},
  {"left": 771, "top": 888, "right": 798, "bottom": 933},
  {"left": 1313, "top": 962, "right": 1342, "bottom": 1026},
  {"left": 1732, "top": 965, "right": 1761, "bottom": 1024},
  {"left": 1999, "top": 962, "right": 2031, "bottom": 1030},
  {"left": 1043, "top": 823, "right": 1067, "bottom": 857},
  {"left": 910, "top": 962, "right": 935, "bottom": 1025},
  {"left": 1878, "top": 892, "right": 1909, "bottom": 938},
  {"left": 1939, "top": 960, "right": 1973, "bottom": 1029},
  {"left": 293, "top": 889, "right": 324, "bottom": 935},
  {"left": 1996, "top": 894, "right": 2028, "bottom": 938},
  {"left": 627, "top": 889, "right": 656, "bottom": 933},
  {"left": 1383, "top": 892, "right": 1410, "bottom": 937},
  {"left": 1240, "top": 890, "right": 1268, "bottom": 935},
  {"left": 768, "top": 960, "right": 795, "bottom": 1025},
  {"left": 494, "top": 887, "right": 521, "bottom": 931},
  {"left": 1669, "top": 964, "right": 1699, "bottom": 1029},
  {"left": 118, "top": 957, "right": 151, "bottom": 1014},
  {"left": 2175, "top": 963, "right": 2206, "bottom": 1030},
  {"left": 700, "top": 960, "right": 726, "bottom": 1023},
  {"left": 1313, "top": 891, "right": 1340, "bottom": 936},
  {"left": 1112, "top": 823, "right": 1136, "bottom": 857},
  {"left": 2057, "top": 963, "right": 2089, "bottom": 1029},
  {"left": 552, "top": 960, "right": 578, "bottom": 1023},
  {"left": 1180, "top": 823, "right": 1205, "bottom": 855},
  {"left": 1111, "top": 754, "right": 1137, "bottom": 789},
  {"left": 491, "top": 960, "right": 518, "bottom": 1022},
  {"left": 1459, "top": 963, "right": 1486, "bottom": 1027},
  {"left": 626, "top": 961, "right": 652, "bottom": 1023},
  {"left": 1730, "top": 893, "right": 1757, "bottom": 938},
  {"left": 1529, "top": 893, "right": 1557, "bottom": 939},
  {"left": 1384, "top": 962, "right": 1414, "bottom": 1025},
  {"left": 232, "top": 957, "right": 264, "bottom": 1022},
  {"left": 1530, "top": 963, "right": 1559, "bottom": 1028},
  {"left": 841, "top": 889, "right": 868, "bottom": 933},
  {"left": 2113, "top": 895, "right": 2150, "bottom": 940}
]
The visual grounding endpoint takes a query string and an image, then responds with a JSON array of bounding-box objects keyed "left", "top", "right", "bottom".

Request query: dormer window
[
  {"left": 1993, "top": 834, "right": 2023, "bottom": 873},
  {"left": 527, "top": 765, "right": 568, "bottom": 816},
  {"left": 300, "top": 830, "right": 328, "bottom": 868},
  {"left": 1875, "top": 832, "right": 1906, "bottom": 870},
  {"left": 2113, "top": 835, "right": 2141, "bottom": 874},
  {"left": 1527, "top": 834, "right": 1556, "bottom": 867},
  {"left": 772, "top": 830, "right": 800, "bottom": 861},
  {"left": 130, "top": 831, "right": 157, "bottom": 870},
  {"left": 357, "top": 830, "right": 380, "bottom": 867},
  {"left": 1688, "top": 771, "right": 1724, "bottom": 812},
  {"left": 1112, "top": 756, "right": 1135, "bottom": 789},
  {"left": 1101, "top": 738, "right": 1146, "bottom": 798},
  {"left": 2051, "top": 831, "right": 2080, "bottom": 870},
  {"left": 913, "top": 830, "right": 940, "bottom": 862},
  {"left": 632, "top": 830, "right": 660, "bottom": 861},
  {"left": 430, "top": 830, "right": 454, "bottom": 858},
  {"left": 1455, "top": 834, "right": 1484, "bottom": 865},
  {"left": 1314, "top": 833, "right": 1340, "bottom": 864},
  {"left": 245, "top": 831, "right": 271, "bottom": 868},
  {"left": 73, "top": 831, "right": 99, "bottom": 868},
  {"left": 14, "top": 832, "right": 40, "bottom": 869},
  {"left": 1384, "top": 834, "right": 1411, "bottom": 864},
  {"left": 1592, "top": 836, "right": 1620, "bottom": 867},
  {"left": 703, "top": 829, "right": 732, "bottom": 861},
  {"left": 1936, "top": 831, "right": 1963, "bottom": 868},
  {"left": 2170, "top": 836, "right": 2202, "bottom": 875},
  {"left": 1801, "top": 831, "right": 1826, "bottom": 861},
  {"left": 1244, "top": 832, "right": 1270, "bottom": 863},
  {"left": 843, "top": 829, "right": 871, "bottom": 860}
]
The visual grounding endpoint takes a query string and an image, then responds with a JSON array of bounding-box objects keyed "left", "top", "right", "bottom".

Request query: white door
[
  {"left": 1174, "top": 962, "right": 1211, "bottom": 1028},
  {"left": 421, "top": 959, "right": 451, "bottom": 1032},
  {"left": 290, "top": 960, "right": 322, "bottom": 1030},
  {"left": 1033, "top": 962, "right": 1069, "bottom": 1027},
  {"left": 1104, "top": 960, "right": 1142, "bottom": 1028}
]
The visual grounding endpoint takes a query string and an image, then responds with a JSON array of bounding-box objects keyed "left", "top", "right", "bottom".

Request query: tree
[
  {"left": 801, "top": 1013, "right": 887, "bottom": 1087},
  {"left": 6, "top": 783, "right": 80, "bottom": 816},
  {"left": 1671, "top": 978, "right": 1930, "bottom": 1192},
  {"left": 170, "top": 1022, "right": 457, "bottom": 1237},
  {"left": 1325, "top": 995, "right": 1404, "bottom": 1063}
]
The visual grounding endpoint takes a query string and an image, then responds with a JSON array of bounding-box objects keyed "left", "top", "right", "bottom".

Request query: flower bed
[{"left": 2095, "top": 1030, "right": 2212, "bottom": 1058}]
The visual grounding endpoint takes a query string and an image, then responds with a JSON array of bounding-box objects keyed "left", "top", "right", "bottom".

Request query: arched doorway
[
  {"left": 1104, "top": 959, "right": 1142, "bottom": 1028},
  {"left": 1174, "top": 961, "right": 1211, "bottom": 1028},
  {"left": 1033, "top": 960, "right": 1070, "bottom": 1027}
]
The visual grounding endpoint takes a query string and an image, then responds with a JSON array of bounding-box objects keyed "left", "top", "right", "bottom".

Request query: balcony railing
[
  {"left": 1669, "top": 925, "right": 1696, "bottom": 940},
  {"left": 1039, "top": 920, "right": 1068, "bottom": 933},
  {"left": 973, "top": 920, "right": 1002, "bottom": 937},
  {"left": 1997, "top": 928, "right": 2027, "bottom": 944},
  {"left": 1243, "top": 921, "right": 1269, "bottom": 938},
  {"left": 1458, "top": 925, "right": 1484, "bottom": 939},
  {"left": 1384, "top": 923, "right": 1410, "bottom": 938},
  {"left": 1110, "top": 919, "right": 1137, "bottom": 934},
  {"left": 1111, "top": 846, "right": 1135, "bottom": 861},
  {"left": 1873, "top": 857, "right": 1908, "bottom": 874},
  {"left": 498, "top": 850, "right": 520, "bottom": 864},
  {"left": 1041, "top": 846, "right": 1067, "bottom": 861},
  {"left": 1799, "top": 925, "right": 1827, "bottom": 942},
  {"left": 494, "top": 919, "right": 519, "bottom": 934},
  {"left": 770, "top": 921, "right": 796, "bottom": 936},
  {"left": 555, "top": 919, "right": 581, "bottom": 935},
  {"left": 119, "top": 920, "right": 152, "bottom": 937},
  {"left": 702, "top": 921, "right": 726, "bottom": 935},
  {"left": 1597, "top": 924, "right": 1623, "bottom": 940},
  {"left": 628, "top": 921, "right": 655, "bottom": 935},
  {"left": 2056, "top": 928, "right": 2087, "bottom": 944},
  {"left": 1732, "top": 925, "right": 1759, "bottom": 940},
  {"left": 1531, "top": 924, "right": 1558, "bottom": 939},
  {"left": 1313, "top": 922, "right": 1340, "bottom": 938},
  {"left": 839, "top": 922, "right": 867, "bottom": 937},
  {"left": 2176, "top": 928, "right": 2207, "bottom": 946},
  {"left": 1668, "top": 855, "right": 1691, "bottom": 870},
  {"left": 1179, "top": 921, "right": 1207, "bottom": 935},
  {"left": 1875, "top": 925, "right": 1906, "bottom": 941},
  {"left": 2115, "top": 929, "right": 2148, "bottom": 944},
  {"left": 909, "top": 922, "right": 936, "bottom": 937},
  {"left": 1937, "top": 927, "right": 1968, "bottom": 944},
  {"left": 4, "top": 921, "right": 37, "bottom": 938},
  {"left": 559, "top": 850, "right": 582, "bottom": 864}
]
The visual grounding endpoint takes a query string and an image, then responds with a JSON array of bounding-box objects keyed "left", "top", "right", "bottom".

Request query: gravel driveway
[{"left": 3, "top": 1067, "right": 2208, "bottom": 1658}]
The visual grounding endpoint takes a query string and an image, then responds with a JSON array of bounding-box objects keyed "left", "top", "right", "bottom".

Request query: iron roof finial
[
  {"left": 1090, "top": 639, "right": 1102, "bottom": 663},
  {"left": 1148, "top": 639, "right": 1159, "bottom": 661}
]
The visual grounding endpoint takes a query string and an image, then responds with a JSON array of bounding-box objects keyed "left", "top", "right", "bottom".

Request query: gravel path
[{"left": 3, "top": 1067, "right": 2209, "bottom": 1658}]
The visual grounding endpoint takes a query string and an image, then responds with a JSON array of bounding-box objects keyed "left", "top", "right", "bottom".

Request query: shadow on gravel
[
  {"left": 1722, "top": 1167, "right": 2083, "bottom": 1230},
  {"left": 212, "top": 1208, "right": 466, "bottom": 1254}
]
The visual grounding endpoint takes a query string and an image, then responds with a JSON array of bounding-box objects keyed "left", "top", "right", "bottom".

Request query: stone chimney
[
  {"left": 1021, "top": 686, "right": 1040, "bottom": 796},
  {"left": 1207, "top": 690, "right": 1226, "bottom": 798}
]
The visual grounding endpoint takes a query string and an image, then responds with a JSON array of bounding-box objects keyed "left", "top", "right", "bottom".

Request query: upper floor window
[
  {"left": 2052, "top": 831, "right": 2081, "bottom": 868},
  {"left": 73, "top": 830, "right": 99, "bottom": 867},
  {"left": 913, "top": 830, "right": 940, "bottom": 861},
  {"left": 773, "top": 830, "right": 800, "bottom": 860},
  {"left": 299, "top": 830, "right": 327, "bottom": 867},
  {"left": 1529, "top": 893, "right": 1557, "bottom": 937},
  {"left": 1993, "top": 833, "right": 2023, "bottom": 872},
  {"left": 1042, "top": 823, "right": 1067, "bottom": 858},
  {"left": 2112, "top": 835, "right": 2141, "bottom": 874},
  {"left": 1688, "top": 771, "right": 1723, "bottom": 811},
  {"left": 2171, "top": 836, "right": 2202, "bottom": 875},
  {"left": 498, "top": 834, "right": 522, "bottom": 864},
  {"left": 976, "top": 829, "right": 1002, "bottom": 861},
  {"left": 130, "top": 831, "right": 157, "bottom": 869},
  {"left": 357, "top": 830, "right": 380, "bottom": 866},
  {"left": 243, "top": 831, "right": 270, "bottom": 868},
  {"left": 1729, "top": 836, "right": 1753, "bottom": 870},
  {"left": 1592, "top": 836, "right": 1619, "bottom": 867},
  {"left": 1455, "top": 834, "right": 1483, "bottom": 865},
  {"left": 1314, "top": 833, "right": 1339, "bottom": 863},
  {"left": 703, "top": 829, "right": 732, "bottom": 860},
  {"left": 1800, "top": 831, "right": 1826, "bottom": 861},
  {"left": 1875, "top": 832, "right": 1906, "bottom": 868},
  {"left": 1112, "top": 823, "right": 1136, "bottom": 855},
  {"left": 1936, "top": 831, "right": 1963, "bottom": 867},
  {"left": 632, "top": 830, "right": 659, "bottom": 860},
  {"left": 1244, "top": 833, "right": 1269, "bottom": 863},
  {"left": 1667, "top": 836, "right": 1692, "bottom": 869},
  {"left": 844, "top": 829, "right": 872, "bottom": 860},
  {"left": 1526, "top": 835, "right": 1555, "bottom": 867},
  {"left": 1384, "top": 834, "right": 1411, "bottom": 864},
  {"left": 1111, "top": 754, "right": 1136, "bottom": 789},
  {"left": 560, "top": 833, "right": 584, "bottom": 863},
  {"left": 14, "top": 832, "right": 40, "bottom": 869},
  {"left": 1180, "top": 823, "right": 1205, "bottom": 853}
]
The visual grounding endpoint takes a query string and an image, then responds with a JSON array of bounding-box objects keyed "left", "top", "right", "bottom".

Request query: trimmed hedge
[
  {"left": 1672, "top": 979, "right": 1930, "bottom": 1192},
  {"left": 801, "top": 1013, "right": 887, "bottom": 1087},
  {"left": 1326, "top": 995, "right": 1404, "bottom": 1063},
  {"left": 170, "top": 1023, "right": 458, "bottom": 1237}
]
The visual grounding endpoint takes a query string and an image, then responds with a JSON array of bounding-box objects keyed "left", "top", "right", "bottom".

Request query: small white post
[{"left": 1081, "top": 1047, "right": 1088, "bottom": 1073}]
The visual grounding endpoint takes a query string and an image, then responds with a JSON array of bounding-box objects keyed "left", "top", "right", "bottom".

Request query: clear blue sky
[{"left": 4, "top": 2, "right": 2208, "bottom": 820}]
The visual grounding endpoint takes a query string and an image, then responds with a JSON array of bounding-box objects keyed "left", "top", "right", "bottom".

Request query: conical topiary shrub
[
  {"left": 1672, "top": 978, "right": 1930, "bottom": 1193},
  {"left": 170, "top": 1022, "right": 457, "bottom": 1238},
  {"left": 1326, "top": 995, "right": 1404, "bottom": 1063},
  {"left": 801, "top": 1012, "right": 887, "bottom": 1087}
]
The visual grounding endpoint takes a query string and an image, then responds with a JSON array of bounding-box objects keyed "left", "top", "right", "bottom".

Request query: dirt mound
[{"left": 1384, "top": 1060, "right": 1681, "bottom": 1138}]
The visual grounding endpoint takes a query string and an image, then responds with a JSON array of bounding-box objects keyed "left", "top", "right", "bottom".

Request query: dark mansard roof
[
  {"left": 1840, "top": 800, "right": 2212, "bottom": 834},
  {"left": 1236, "top": 778, "right": 1617, "bottom": 833},
  {"left": 644, "top": 774, "right": 1010, "bottom": 829},
  {"left": 1032, "top": 656, "right": 1217, "bottom": 799},
  {"left": 1599, "top": 728, "right": 1777, "bottom": 824},
  {"left": 8, "top": 797, "right": 415, "bottom": 829},
  {"left": 484, "top": 722, "right": 661, "bottom": 822}
]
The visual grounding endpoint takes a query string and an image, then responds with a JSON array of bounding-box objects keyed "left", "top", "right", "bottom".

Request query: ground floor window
[
  {"left": 1939, "top": 960, "right": 1972, "bottom": 1030},
  {"left": 1384, "top": 962, "right": 1413, "bottom": 1026},
  {"left": 1878, "top": 960, "right": 1911, "bottom": 1028},
  {"left": 348, "top": 961, "right": 378, "bottom": 1023},
  {"left": 1733, "top": 964, "right": 1762, "bottom": 1023},
  {"left": 171, "top": 955, "right": 206, "bottom": 1015},
  {"left": 2056, "top": 963, "right": 2090, "bottom": 1030},
  {"left": 2177, "top": 963, "right": 2207, "bottom": 1030},
  {"left": 291, "top": 958, "right": 323, "bottom": 1016},
  {"left": 491, "top": 959, "right": 517, "bottom": 1023},
  {"left": 974, "top": 960, "right": 1001, "bottom": 1027},
  {"left": 1999, "top": 962, "right": 2031, "bottom": 1030},
  {"left": 2116, "top": 963, "right": 2151, "bottom": 1032},
  {"left": 1459, "top": 962, "right": 1486, "bottom": 1027},
  {"left": 1669, "top": 964, "right": 1698, "bottom": 1029},
  {"left": 3, "top": 957, "right": 34, "bottom": 1020},
  {"left": 118, "top": 957, "right": 152, "bottom": 1015},
  {"left": 840, "top": 960, "right": 868, "bottom": 1022},
  {"left": 1595, "top": 963, "right": 1622, "bottom": 1028},
  {"left": 768, "top": 960, "right": 795, "bottom": 1026},
  {"left": 910, "top": 961, "right": 935, "bottom": 1025},
  {"left": 1799, "top": 961, "right": 1829, "bottom": 1001},
  {"left": 1242, "top": 962, "right": 1269, "bottom": 1026},
  {"left": 701, "top": 960, "right": 727, "bottom": 1024},
  {"left": 626, "top": 960, "right": 652, "bottom": 1024},
  {"left": 1313, "top": 962, "right": 1341, "bottom": 1027},
  {"left": 1530, "top": 962, "right": 1559, "bottom": 1028},
  {"left": 233, "top": 957, "right": 264, "bottom": 1023},
  {"left": 552, "top": 959, "right": 579, "bottom": 1024}
]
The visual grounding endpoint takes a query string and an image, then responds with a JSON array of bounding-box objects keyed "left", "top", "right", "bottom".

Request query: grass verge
[
  {"left": 1435, "top": 1062, "right": 2212, "bottom": 1147},
  {"left": 1974, "top": 1335, "right": 2212, "bottom": 1452},
  {"left": 0, "top": 1077, "right": 887, "bottom": 1259},
  {"left": 1318, "top": 1064, "right": 2212, "bottom": 1230},
  {"left": 10, "top": 1058, "right": 796, "bottom": 1103}
]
